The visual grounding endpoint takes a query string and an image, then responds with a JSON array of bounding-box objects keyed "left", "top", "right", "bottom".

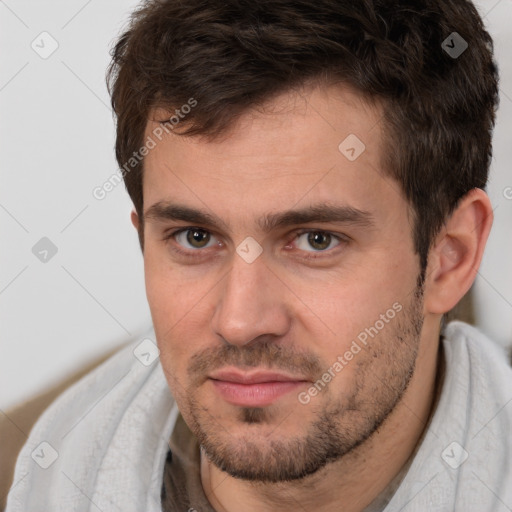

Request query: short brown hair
[{"left": 107, "top": 0, "right": 499, "bottom": 272}]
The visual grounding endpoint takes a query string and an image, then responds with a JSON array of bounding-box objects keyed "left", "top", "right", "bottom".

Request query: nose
[{"left": 211, "top": 250, "right": 291, "bottom": 347}]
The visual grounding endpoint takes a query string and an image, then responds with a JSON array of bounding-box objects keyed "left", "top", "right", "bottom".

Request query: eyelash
[{"left": 162, "top": 227, "right": 349, "bottom": 261}]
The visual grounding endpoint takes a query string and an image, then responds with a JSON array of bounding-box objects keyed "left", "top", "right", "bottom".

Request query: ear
[
  {"left": 131, "top": 208, "right": 145, "bottom": 253},
  {"left": 424, "top": 188, "right": 493, "bottom": 314},
  {"left": 131, "top": 209, "right": 139, "bottom": 230}
]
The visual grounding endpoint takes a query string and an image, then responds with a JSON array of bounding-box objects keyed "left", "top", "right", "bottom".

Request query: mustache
[{"left": 187, "top": 341, "right": 324, "bottom": 384}]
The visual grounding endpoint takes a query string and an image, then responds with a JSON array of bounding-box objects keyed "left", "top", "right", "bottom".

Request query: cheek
[
  {"left": 300, "top": 259, "right": 414, "bottom": 355},
  {"left": 144, "top": 245, "right": 196, "bottom": 322},
  {"left": 143, "top": 250, "right": 216, "bottom": 372},
  {"left": 144, "top": 253, "right": 187, "bottom": 365}
]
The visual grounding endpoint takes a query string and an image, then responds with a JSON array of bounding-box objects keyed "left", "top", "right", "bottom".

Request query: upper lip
[{"left": 209, "top": 369, "right": 309, "bottom": 384}]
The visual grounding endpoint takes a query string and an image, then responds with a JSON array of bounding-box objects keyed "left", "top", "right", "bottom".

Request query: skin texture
[{"left": 132, "top": 83, "right": 493, "bottom": 512}]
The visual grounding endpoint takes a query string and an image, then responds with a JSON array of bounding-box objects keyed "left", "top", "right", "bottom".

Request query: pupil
[
  {"left": 308, "top": 232, "right": 330, "bottom": 250},
  {"left": 187, "top": 229, "right": 209, "bottom": 247}
]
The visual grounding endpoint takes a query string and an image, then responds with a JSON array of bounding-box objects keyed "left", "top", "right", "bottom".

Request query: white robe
[{"left": 5, "top": 321, "right": 512, "bottom": 511}]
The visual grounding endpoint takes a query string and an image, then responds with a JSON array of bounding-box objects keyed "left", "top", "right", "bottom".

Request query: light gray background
[{"left": 1, "top": 0, "right": 511, "bottom": 411}]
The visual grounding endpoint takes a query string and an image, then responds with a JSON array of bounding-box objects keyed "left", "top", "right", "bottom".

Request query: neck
[{"left": 200, "top": 328, "right": 445, "bottom": 512}]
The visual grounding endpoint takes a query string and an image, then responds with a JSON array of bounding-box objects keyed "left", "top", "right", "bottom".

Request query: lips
[{"left": 209, "top": 369, "right": 309, "bottom": 407}]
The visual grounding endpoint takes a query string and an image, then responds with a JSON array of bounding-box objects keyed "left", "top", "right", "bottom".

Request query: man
[{"left": 6, "top": 0, "right": 512, "bottom": 511}]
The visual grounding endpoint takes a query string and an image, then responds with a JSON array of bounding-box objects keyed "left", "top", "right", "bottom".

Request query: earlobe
[{"left": 424, "top": 188, "right": 493, "bottom": 314}]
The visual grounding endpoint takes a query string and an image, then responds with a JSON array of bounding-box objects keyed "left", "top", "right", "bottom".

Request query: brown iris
[
  {"left": 307, "top": 232, "right": 332, "bottom": 251},
  {"left": 187, "top": 229, "right": 210, "bottom": 248}
]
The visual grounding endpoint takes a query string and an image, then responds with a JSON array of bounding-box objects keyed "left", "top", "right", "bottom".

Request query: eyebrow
[{"left": 144, "top": 201, "right": 375, "bottom": 233}]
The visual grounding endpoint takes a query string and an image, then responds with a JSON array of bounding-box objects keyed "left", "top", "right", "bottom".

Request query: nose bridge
[{"left": 211, "top": 251, "right": 289, "bottom": 346}]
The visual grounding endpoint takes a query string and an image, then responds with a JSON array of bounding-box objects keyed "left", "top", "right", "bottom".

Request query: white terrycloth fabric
[
  {"left": 5, "top": 321, "right": 512, "bottom": 511},
  {"left": 5, "top": 328, "right": 178, "bottom": 512}
]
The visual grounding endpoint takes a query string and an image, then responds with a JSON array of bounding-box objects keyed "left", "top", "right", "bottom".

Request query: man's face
[{"left": 140, "top": 84, "right": 426, "bottom": 482}]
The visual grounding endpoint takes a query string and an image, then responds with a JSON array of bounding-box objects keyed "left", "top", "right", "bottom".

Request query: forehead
[{"left": 141, "top": 84, "right": 406, "bottom": 230}]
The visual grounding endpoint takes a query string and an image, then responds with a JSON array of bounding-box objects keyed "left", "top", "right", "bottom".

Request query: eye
[
  {"left": 293, "top": 230, "right": 342, "bottom": 252},
  {"left": 172, "top": 228, "right": 221, "bottom": 250},
  {"left": 163, "top": 227, "right": 347, "bottom": 262}
]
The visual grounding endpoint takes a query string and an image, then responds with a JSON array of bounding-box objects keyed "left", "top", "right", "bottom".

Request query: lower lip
[{"left": 211, "top": 379, "right": 306, "bottom": 407}]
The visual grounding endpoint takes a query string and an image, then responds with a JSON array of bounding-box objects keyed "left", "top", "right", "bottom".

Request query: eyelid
[{"left": 292, "top": 229, "right": 349, "bottom": 243}]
